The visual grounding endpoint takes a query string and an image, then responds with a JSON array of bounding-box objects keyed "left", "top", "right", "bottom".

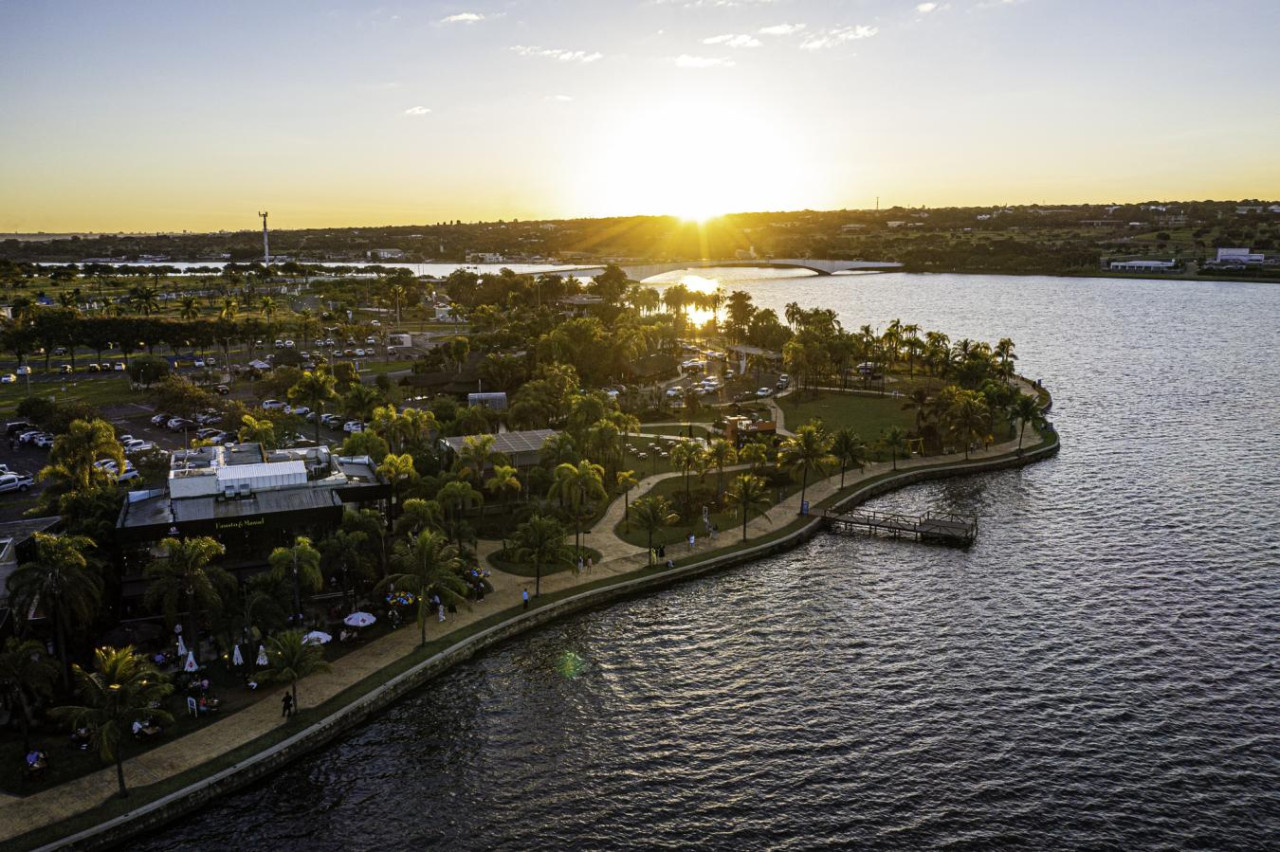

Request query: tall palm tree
[
  {"left": 0, "top": 638, "right": 59, "bottom": 752},
  {"left": 39, "top": 417, "right": 124, "bottom": 494},
  {"left": 631, "top": 495, "right": 678, "bottom": 562},
  {"left": 485, "top": 465, "right": 522, "bottom": 529},
  {"left": 143, "top": 536, "right": 231, "bottom": 631},
  {"left": 128, "top": 285, "right": 161, "bottom": 316},
  {"left": 342, "top": 383, "right": 381, "bottom": 423},
  {"left": 726, "top": 474, "right": 773, "bottom": 542},
  {"left": 778, "top": 424, "right": 835, "bottom": 511},
  {"left": 706, "top": 439, "right": 738, "bottom": 498},
  {"left": 258, "top": 295, "right": 278, "bottom": 323},
  {"left": 237, "top": 414, "right": 277, "bottom": 449},
  {"left": 320, "top": 529, "right": 369, "bottom": 611},
  {"left": 669, "top": 442, "right": 701, "bottom": 503},
  {"left": 436, "top": 480, "right": 484, "bottom": 547},
  {"left": 261, "top": 629, "right": 330, "bottom": 712},
  {"left": 376, "top": 453, "right": 419, "bottom": 526},
  {"left": 616, "top": 469, "right": 639, "bottom": 532},
  {"left": 289, "top": 370, "right": 338, "bottom": 444},
  {"left": 738, "top": 441, "right": 768, "bottom": 476},
  {"left": 879, "top": 425, "right": 910, "bottom": 470},
  {"left": 948, "top": 389, "right": 991, "bottom": 459},
  {"left": 1010, "top": 393, "right": 1046, "bottom": 453},
  {"left": 7, "top": 532, "right": 101, "bottom": 688},
  {"left": 51, "top": 646, "right": 174, "bottom": 798},
  {"left": 549, "top": 459, "right": 606, "bottom": 555},
  {"left": 379, "top": 530, "right": 466, "bottom": 646},
  {"left": 393, "top": 498, "right": 445, "bottom": 539},
  {"left": 510, "top": 514, "right": 572, "bottom": 597},
  {"left": 268, "top": 536, "right": 323, "bottom": 624},
  {"left": 830, "top": 427, "right": 867, "bottom": 490},
  {"left": 453, "top": 434, "right": 506, "bottom": 486},
  {"left": 901, "top": 389, "right": 931, "bottom": 434},
  {"left": 178, "top": 295, "right": 200, "bottom": 321}
]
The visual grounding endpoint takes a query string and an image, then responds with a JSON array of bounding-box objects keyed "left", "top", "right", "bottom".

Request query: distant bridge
[{"left": 536, "top": 258, "right": 902, "bottom": 281}]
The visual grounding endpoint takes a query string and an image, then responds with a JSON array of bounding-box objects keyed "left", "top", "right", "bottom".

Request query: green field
[{"left": 778, "top": 391, "right": 916, "bottom": 441}]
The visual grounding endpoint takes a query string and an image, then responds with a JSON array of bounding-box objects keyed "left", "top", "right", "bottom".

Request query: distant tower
[{"left": 258, "top": 211, "right": 269, "bottom": 264}]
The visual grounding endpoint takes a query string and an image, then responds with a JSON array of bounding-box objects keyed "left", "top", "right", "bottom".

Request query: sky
[{"left": 2, "top": 0, "right": 1279, "bottom": 232}]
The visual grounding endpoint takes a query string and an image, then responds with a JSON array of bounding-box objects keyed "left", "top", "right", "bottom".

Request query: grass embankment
[{"left": 487, "top": 546, "right": 603, "bottom": 577}]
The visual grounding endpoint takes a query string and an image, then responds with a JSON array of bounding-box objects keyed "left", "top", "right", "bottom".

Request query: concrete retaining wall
[{"left": 41, "top": 434, "right": 1059, "bottom": 852}]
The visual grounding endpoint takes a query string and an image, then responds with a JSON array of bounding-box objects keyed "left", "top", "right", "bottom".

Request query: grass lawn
[
  {"left": 0, "top": 375, "right": 139, "bottom": 419},
  {"left": 636, "top": 423, "right": 713, "bottom": 440},
  {"left": 779, "top": 390, "right": 916, "bottom": 442},
  {"left": 613, "top": 472, "right": 800, "bottom": 549}
]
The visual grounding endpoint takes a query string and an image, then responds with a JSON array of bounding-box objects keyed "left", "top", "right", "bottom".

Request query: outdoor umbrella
[
  {"left": 184, "top": 651, "right": 198, "bottom": 672},
  {"left": 302, "top": 631, "right": 332, "bottom": 645},
  {"left": 256, "top": 645, "right": 269, "bottom": 667},
  {"left": 232, "top": 645, "right": 244, "bottom": 667},
  {"left": 343, "top": 612, "right": 377, "bottom": 628},
  {"left": 177, "top": 635, "right": 188, "bottom": 657}
]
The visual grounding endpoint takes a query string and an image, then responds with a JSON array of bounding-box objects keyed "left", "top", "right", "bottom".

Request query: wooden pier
[{"left": 822, "top": 507, "right": 978, "bottom": 546}]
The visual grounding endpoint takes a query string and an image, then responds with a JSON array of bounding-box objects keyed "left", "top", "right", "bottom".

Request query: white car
[
  {"left": 94, "top": 459, "right": 139, "bottom": 482},
  {"left": 16, "top": 366, "right": 31, "bottom": 376},
  {"left": 113, "top": 362, "right": 126, "bottom": 371},
  {"left": 0, "top": 473, "right": 34, "bottom": 493},
  {"left": 343, "top": 420, "right": 365, "bottom": 433},
  {"left": 193, "top": 358, "right": 205, "bottom": 368},
  {"left": 353, "top": 348, "right": 366, "bottom": 358},
  {"left": 290, "top": 406, "right": 310, "bottom": 418},
  {"left": 284, "top": 340, "right": 295, "bottom": 349},
  {"left": 365, "top": 336, "right": 377, "bottom": 345},
  {"left": 151, "top": 412, "right": 172, "bottom": 426},
  {"left": 0, "top": 374, "right": 15, "bottom": 384},
  {"left": 123, "top": 438, "right": 155, "bottom": 454},
  {"left": 274, "top": 339, "right": 284, "bottom": 348},
  {"left": 261, "top": 399, "right": 286, "bottom": 411},
  {"left": 756, "top": 387, "right": 772, "bottom": 398},
  {"left": 32, "top": 434, "right": 56, "bottom": 449}
]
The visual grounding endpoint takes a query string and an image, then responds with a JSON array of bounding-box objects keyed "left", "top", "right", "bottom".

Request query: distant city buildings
[{"left": 1215, "top": 247, "right": 1265, "bottom": 265}]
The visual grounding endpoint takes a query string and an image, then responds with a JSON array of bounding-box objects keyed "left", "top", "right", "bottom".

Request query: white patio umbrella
[
  {"left": 302, "top": 630, "right": 332, "bottom": 645},
  {"left": 256, "top": 645, "right": 269, "bottom": 667},
  {"left": 343, "top": 612, "right": 377, "bottom": 628},
  {"left": 232, "top": 645, "right": 244, "bottom": 667},
  {"left": 183, "top": 651, "right": 198, "bottom": 672},
  {"left": 176, "top": 635, "right": 187, "bottom": 657}
]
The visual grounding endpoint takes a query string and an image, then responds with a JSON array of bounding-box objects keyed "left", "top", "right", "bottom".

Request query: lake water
[{"left": 134, "top": 272, "right": 1280, "bottom": 850}]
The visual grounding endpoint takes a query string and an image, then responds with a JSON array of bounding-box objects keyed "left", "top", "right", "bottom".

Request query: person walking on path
[
  {"left": 522, "top": 589, "right": 530, "bottom": 610},
  {"left": 281, "top": 692, "right": 293, "bottom": 718},
  {"left": 434, "top": 594, "right": 445, "bottom": 622}
]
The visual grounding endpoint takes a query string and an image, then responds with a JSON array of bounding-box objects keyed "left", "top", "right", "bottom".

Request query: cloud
[
  {"left": 546, "top": 95, "right": 574, "bottom": 102},
  {"left": 510, "top": 45, "right": 604, "bottom": 63},
  {"left": 675, "top": 54, "right": 736, "bottom": 68},
  {"left": 440, "top": 12, "right": 485, "bottom": 23},
  {"left": 657, "top": 0, "right": 776, "bottom": 6},
  {"left": 703, "top": 33, "right": 762, "bottom": 47},
  {"left": 916, "top": 2, "right": 938, "bottom": 12},
  {"left": 799, "top": 25, "right": 879, "bottom": 50},
  {"left": 758, "top": 23, "right": 805, "bottom": 36},
  {"left": 403, "top": 106, "right": 431, "bottom": 116}
]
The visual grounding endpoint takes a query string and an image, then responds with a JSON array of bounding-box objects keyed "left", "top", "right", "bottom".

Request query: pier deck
[{"left": 822, "top": 507, "right": 978, "bottom": 546}]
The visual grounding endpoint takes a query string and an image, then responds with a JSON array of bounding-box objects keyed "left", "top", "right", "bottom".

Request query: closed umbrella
[
  {"left": 177, "top": 635, "right": 188, "bottom": 657},
  {"left": 256, "top": 645, "right": 269, "bottom": 667},
  {"left": 232, "top": 645, "right": 244, "bottom": 667},
  {"left": 302, "top": 630, "right": 332, "bottom": 645},
  {"left": 343, "top": 612, "right": 377, "bottom": 628},
  {"left": 184, "top": 651, "right": 198, "bottom": 672}
]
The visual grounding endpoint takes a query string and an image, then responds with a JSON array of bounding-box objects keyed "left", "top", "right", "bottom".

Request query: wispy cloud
[
  {"left": 510, "top": 46, "right": 603, "bottom": 63},
  {"left": 658, "top": 0, "right": 777, "bottom": 7},
  {"left": 916, "top": 2, "right": 938, "bottom": 12},
  {"left": 403, "top": 106, "right": 431, "bottom": 116},
  {"left": 545, "top": 94, "right": 574, "bottom": 102},
  {"left": 758, "top": 23, "right": 805, "bottom": 36},
  {"left": 703, "top": 33, "right": 762, "bottom": 47},
  {"left": 799, "top": 25, "right": 878, "bottom": 50},
  {"left": 675, "top": 54, "right": 736, "bottom": 68},
  {"left": 440, "top": 12, "right": 486, "bottom": 24}
]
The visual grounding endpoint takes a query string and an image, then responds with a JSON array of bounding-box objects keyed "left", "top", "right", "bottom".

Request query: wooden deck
[{"left": 822, "top": 507, "right": 978, "bottom": 546}]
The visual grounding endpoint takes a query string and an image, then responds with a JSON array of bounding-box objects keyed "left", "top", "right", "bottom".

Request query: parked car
[
  {"left": 123, "top": 438, "right": 156, "bottom": 454},
  {"left": 87, "top": 363, "right": 102, "bottom": 372},
  {"left": 261, "top": 400, "right": 286, "bottom": 411},
  {"left": 113, "top": 362, "right": 126, "bottom": 371},
  {"left": 365, "top": 336, "right": 377, "bottom": 345},
  {"left": 205, "top": 356, "right": 217, "bottom": 366},
  {"left": 16, "top": 366, "right": 31, "bottom": 376},
  {"left": 58, "top": 364, "right": 73, "bottom": 374},
  {"left": 18, "top": 430, "right": 44, "bottom": 445},
  {"left": 756, "top": 387, "right": 772, "bottom": 397},
  {"left": 151, "top": 413, "right": 173, "bottom": 426},
  {"left": 193, "top": 358, "right": 206, "bottom": 368},
  {"left": 290, "top": 406, "right": 311, "bottom": 418},
  {"left": 274, "top": 339, "right": 284, "bottom": 348},
  {"left": 94, "top": 459, "right": 139, "bottom": 482},
  {"left": 32, "top": 433, "right": 56, "bottom": 449},
  {"left": 215, "top": 384, "right": 230, "bottom": 395},
  {"left": 284, "top": 340, "right": 295, "bottom": 349},
  {"left": 0, "top": 473, "right": 35, "bottom": 493},
  {"left": 353, "top": 348, "right": 365, "bottom": 357},
  {"left": 321, "top": 413, "right": 344, "bottom": 427},
  {"left": 195, "top": 412, "right": 222, "bottom": 425},
  {"left": 343, "top": 420, "right": 365, "bottom": 433},
  {"left": 195, "top": 428, "right": 223, "bottom": 441},
  {"left": 167, "top": 418, "right": 195, "bottom": 432}
]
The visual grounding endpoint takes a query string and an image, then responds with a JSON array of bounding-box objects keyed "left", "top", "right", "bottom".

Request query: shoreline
[{"left": 11, "top": 428, "right": 1060, "bottom": 852}]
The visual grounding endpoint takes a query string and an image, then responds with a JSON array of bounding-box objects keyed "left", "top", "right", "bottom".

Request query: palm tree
[
  {"left": 631, "top": 495, "right": 678, "bottom": 563},
  {"left": 454, "top": 434, "right": 506, "bottom": 486},
  {"left": 342, "top": 383, "right": 381, "bottom": 423},
  {"left": 376, "top": 453, "right": 419, "bottom": 526},
  {"left": 178, "top": 295, "right": 200, "bottom": 321},
  {"left": 738, "top": 441, "right": 768, "bottom": 475},
  {"left": 289, "top": 370, "right": 338, "bottom": 445},
  {"left": 616, "top": 469, "right": 639, "bottom": 532},
  {"left": 379, "top": 530, "right": 466, "bottom": 646},
  {"left": 830, "top": 427, "right": 867, "bottom": 490},
  {"left": 669, "top": 442, "right": 701, "bottom": 503},
  {"left": 1011, "top": 392, "right": 1046, "bottom": 453},
  {"left": 485, "top": 465, "right": 522, "bottom": 531},
  {"left": 320, "top": 529, "right": 368, "bottom": 611},
  {"left": 143, "top": 536, "right": 231, "bottom": 630},
  {"left": 51, "top": 646, "right": 174, "bottom": 798},
  {"left": 706, "top": 439, "right": 738, "bottom": 498},
  {"left": 436, "top": 480, "right": 484, "bottom": 547},
  {"left": 778, "top": 424, "right": 835, "bottom": 511},
  {"left": 268, "top": 536, "right": 323, "bottom": 625},
  {"left": 879, "top": 425, "right": 910, "bottom": 470},
  {"left": 549, "top": 459, "right": 606, "bottom": 555},
  {"left": 259, "top": 295, "right": 278, "bottom": 323},
  {"left": 510, "top": 514, "right": 572, "bottom": 597},
  {"left": 39, "top": 417, "right": 124, "bottom": 494},
  {"left": 128, "top": 285, "right": 161, "bottom": 316},
  {"left": 948, "top": 389, "right": 990, "bottom": 459},
  {"left": 394, "top": 498, "right": 445, "bottom": 539},
  {"left": 726, "top": 474, "right": 773, "bottom": 542},
  {"left": 7, "top": 532, "right": 101, "bottom": 688},
  {"left": 237, "top": 414, "right": 277, "bottom": 450},
  {"left": 0, "top": 638, "right": 59, "bottom": 752},
  {"left": 261, "top": 629, "right": 330, "bottom": 712},
  {"left": 901, "top": 388, "right": 931, "bottom": 434}
]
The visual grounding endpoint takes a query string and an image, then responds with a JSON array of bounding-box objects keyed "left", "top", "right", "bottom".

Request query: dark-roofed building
[
  {"left": 439, "top": 429, "right": 557, "bottom": 469},
  {"left": 116, "top": 443, "right": 387, "bottom": 600},
  {"left": 0, "top": 516, "right": 61, "bottom": 634}
]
